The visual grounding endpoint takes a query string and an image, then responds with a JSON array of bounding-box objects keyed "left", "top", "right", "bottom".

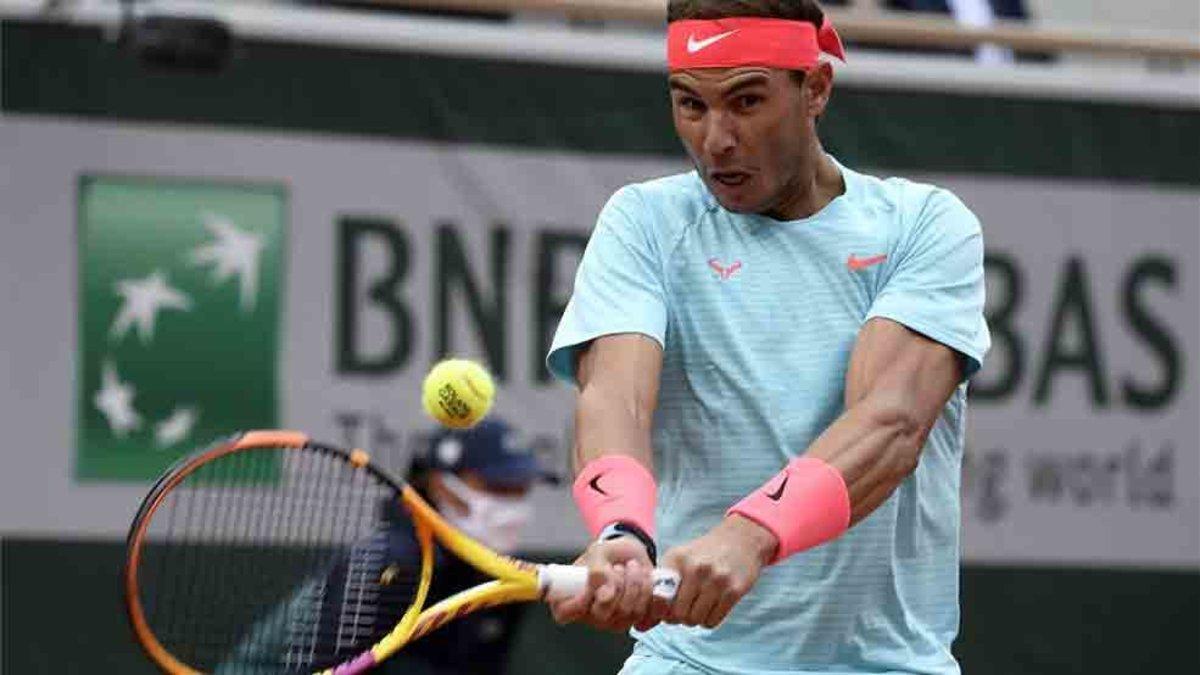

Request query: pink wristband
[
  {"left": 727, "top": 456, "right": 850, "bottom": 564},
  {"left": 572, "top": 455, "right": 657, "bottom": 538}
]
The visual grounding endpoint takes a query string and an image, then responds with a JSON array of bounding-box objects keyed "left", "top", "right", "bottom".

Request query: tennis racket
[{"left": 124, "top": 430, "right": 679, "bottom": 674}]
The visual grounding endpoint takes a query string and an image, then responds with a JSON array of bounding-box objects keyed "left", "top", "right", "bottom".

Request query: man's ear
[{"left": 805, "top": 62, "right": 835, "bottom": 118}]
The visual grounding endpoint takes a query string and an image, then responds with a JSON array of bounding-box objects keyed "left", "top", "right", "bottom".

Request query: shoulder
[
  {"left": 845, "top": 165, "right": 980, "bottom": 240},
  {"left": 624, "top": 170, "right": 711, "bottom": 210},
  {"left": 600, "top": 171, "right": 713, "bottom": 243}
]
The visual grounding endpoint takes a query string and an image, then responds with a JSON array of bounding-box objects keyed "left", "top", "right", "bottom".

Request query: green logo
[{"left": 76, "top": 175, "right": 286, "bottom": 481}]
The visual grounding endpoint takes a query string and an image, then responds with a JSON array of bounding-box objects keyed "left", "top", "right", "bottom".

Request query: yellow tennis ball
[{"left": 421, "top": 359, "right": 495, "bottom": 429}]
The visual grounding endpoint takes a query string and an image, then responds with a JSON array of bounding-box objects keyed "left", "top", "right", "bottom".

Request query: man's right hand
[{"left": 548, "top": 536, "right": 662, "bottom": 632}]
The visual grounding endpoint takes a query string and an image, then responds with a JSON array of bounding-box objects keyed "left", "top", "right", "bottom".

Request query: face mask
[{"left": 435, "top": 472, "right": 533, "bottom": 554}]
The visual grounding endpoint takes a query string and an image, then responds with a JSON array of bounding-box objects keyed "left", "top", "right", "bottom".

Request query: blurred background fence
[{"left": 1, "top": 0, "right": 1198, "bottom": 673}]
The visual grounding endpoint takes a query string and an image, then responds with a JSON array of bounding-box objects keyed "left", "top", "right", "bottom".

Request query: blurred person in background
[
  {"left": 309, "top": 0, "right": 511, "bottom": 22},
  {"left": 220, "top": 418, "right": 553, "bottom": 674},
  {"left": 824, "top": 0, "right": 1027, "bottom": 21},
  {"left": 827, "top": 0, "right": 1031, "bottom": 62},
  {"left": 891, "top": 0, "right": 1030, "bottom": 63},
  {"left": 378, "top": 418, "right": 556, "bottom": 675}
]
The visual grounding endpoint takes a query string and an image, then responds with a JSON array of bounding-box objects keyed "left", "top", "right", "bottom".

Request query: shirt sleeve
[
  {"left": 866, "top": 187, "right": 991, "bottom": 378},
  {"left": 546, "top": 187, "right": 667, "bottom": 386}
]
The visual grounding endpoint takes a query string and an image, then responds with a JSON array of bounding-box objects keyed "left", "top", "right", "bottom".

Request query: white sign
[{"left": 0, "top": 116, "right": 1196, "bottom": 568}]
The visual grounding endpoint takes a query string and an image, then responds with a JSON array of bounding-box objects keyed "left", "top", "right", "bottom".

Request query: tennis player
[{"left": 545, "top": 1, "right": 990, "bottom": 673}]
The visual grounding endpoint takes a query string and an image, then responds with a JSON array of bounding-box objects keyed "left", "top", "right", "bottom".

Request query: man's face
[{"left": 669, "top": 65, "right": 827, "bottom": 216}]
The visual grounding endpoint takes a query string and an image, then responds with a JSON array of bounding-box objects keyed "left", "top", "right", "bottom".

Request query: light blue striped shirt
[{"left": 549, "top": 160, "right": 989, "bottom": 675}]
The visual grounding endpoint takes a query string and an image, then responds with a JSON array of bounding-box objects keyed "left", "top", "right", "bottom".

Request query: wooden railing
[{"left": 367, "top": 0, "right": 1200, "bottom": 61}]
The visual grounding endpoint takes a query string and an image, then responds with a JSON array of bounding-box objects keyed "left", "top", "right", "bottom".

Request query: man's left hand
[{"left": 659, "top": 515, "right": 777, "bottom": 628}]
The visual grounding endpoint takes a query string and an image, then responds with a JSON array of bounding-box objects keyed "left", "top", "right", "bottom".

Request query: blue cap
[{"left": 424, "top": 419, "right": 547, "bottom": 488}]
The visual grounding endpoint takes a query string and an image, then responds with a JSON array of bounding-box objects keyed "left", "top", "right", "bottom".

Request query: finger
[
  {"left": 633, "top": 560, "right": 655, "bottom": 618},
  {"left": 587, "top": 560, "right": 617, "bottom": 607},
  {"left": 551, "top": 603, "right": 583, "bottom": 624},
  {"left": 703, "top": 587, "right": 741, "bottom": 629},
  {"left": 659, "top": 551, "right": 686, "bottom": 624},
  {"left": 586, "top": 562, "right": 609, "bottom": 592},
  {"left": 570, "top": 559, "right": 614, "bottom": 626},
  {"left": 550, "top": 592, "right": 591, "bottom": 624},
  {"left": 667, "top": 568, "right": 699, "bottom": 624},
  {"left": 632, "top": 567, "right": 669, "bottom": 632},
  {"left": 687, "top": 582, "right": 720, "bottom": 627},
  {"left": 589, "top": 563, "right": 623, "bottom": 624},
  {"left": 618, "top": 560, "right": 652, "bottom": 621},
  {"left": 635, "top": 593, "right": 672, "bottom": 631}
]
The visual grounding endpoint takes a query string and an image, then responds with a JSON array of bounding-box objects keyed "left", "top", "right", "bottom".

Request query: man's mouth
[{"left": 710, "top": 171, "right": 750, "bottom": 187}]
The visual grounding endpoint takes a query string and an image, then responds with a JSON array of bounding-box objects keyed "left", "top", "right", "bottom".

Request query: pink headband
[{"left": 667, "top": 17, "right": 846, "bottom": 71}]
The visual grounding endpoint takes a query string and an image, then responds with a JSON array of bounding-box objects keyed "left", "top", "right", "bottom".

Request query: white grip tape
[
  {"left": 541, "top": 564, "right": 589, "bottom": 599},
  {"left": 540, "top": 564, "right": 680, "bottom": 601}
]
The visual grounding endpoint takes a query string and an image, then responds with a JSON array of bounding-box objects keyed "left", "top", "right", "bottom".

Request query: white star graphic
[
  {"left": 190, "top": 212, "right": 265, "bottom": 312},
  {"left": 155, "top": 405, "right": 199, "bottom": 447},
  {"left": 94, "top": 360, "right": 142, "bottom": 437},
  {"left": 109, "top": 270, "right": 192, "bottom": 343}
]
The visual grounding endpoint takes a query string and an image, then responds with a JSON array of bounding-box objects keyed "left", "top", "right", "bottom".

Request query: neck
[{"left": 763, "top": 143, "right": 844, "bottom": 221}]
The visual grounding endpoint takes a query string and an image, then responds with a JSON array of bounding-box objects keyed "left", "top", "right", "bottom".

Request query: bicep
[
  {"left": 865, "top": 188, "right": 989, "bottom": 378},
  {"left": 845, "top": 318, "right": 961, "bottom": 426}
]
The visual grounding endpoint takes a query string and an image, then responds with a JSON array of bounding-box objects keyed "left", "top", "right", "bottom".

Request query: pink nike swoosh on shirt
[{"left": 846, "top": 254, "right": 888, "bottom": 271}]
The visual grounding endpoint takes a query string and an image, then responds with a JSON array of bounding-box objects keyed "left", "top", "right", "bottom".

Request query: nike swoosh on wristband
[
  {"left": 687, "top": 30, "right": 739, "bottom": 54},
  {"left": 589, "top": 474, "right": 609, "bottom": 496},
  {"left": 766, "top": 475, "right": 789, "bottom": 502}
]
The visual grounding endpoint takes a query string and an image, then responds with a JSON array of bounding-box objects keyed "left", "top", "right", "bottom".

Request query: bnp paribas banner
[
  {"left": 76, "top": 176, "right": 286, "bottom": 480},
  {"left": 959, "top": 182, "right": 1198, "bottom": 568},
  {"left": 0, "top": 114, "right": 1196, "bottom": 569}
]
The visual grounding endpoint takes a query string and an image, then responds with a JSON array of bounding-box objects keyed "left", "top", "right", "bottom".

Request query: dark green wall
[
  {"left": 3, "top": 21, "right": 1198, "bottom": 186},
  {"left": 3, "top": 539, "right": 1198, "bottom": 674}
]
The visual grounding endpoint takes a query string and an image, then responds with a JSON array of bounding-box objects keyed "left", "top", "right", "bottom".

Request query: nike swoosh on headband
[{"left": 686, "top": 30, "right": 738, "bottom": 53}]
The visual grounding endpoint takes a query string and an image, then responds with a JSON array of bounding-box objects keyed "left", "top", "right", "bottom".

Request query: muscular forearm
[
  {"left": 726, "top": 323, "right": 959, "bottom": 563},
  {"left": 801, "top": 319, "right": 960, "bottom": 525},
  {"left": 724, "top": 392, "right": 932, "bottom": 565},
  {"left": 804, "top": 394, "right": 930, "bottom": 524},
  {"left": 574, "top": 382, "right": 655, "bottom": 471},
  {"left": 572, "top": 334, "right": 661, "bottom": 474},
  {"left": 570, "top": 335, "right": 663, "bottom": 543}
]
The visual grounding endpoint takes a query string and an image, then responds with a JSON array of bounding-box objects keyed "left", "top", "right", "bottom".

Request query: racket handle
[
  {"left": 540, "top": 564, "right": 588, "bottom": 598},
  {"left": 540, "top": 564, "right": 680, "bottom": 601}
]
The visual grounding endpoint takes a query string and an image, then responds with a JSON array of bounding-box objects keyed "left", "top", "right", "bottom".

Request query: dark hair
[{"left": 667, "top": 0, "right": 825, "bottom": 28}]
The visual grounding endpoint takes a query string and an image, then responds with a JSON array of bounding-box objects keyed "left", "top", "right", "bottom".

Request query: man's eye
[
  {"left": 737, "top": 94, "right": 763, "bottom": 109},
  {"left": 678, "top": 97, "right": 705, "bottom": 113}
]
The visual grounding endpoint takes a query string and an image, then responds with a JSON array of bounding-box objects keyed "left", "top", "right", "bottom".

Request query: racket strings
[{"left": 136, "top": 445, "right": 426, "bottom": 673}]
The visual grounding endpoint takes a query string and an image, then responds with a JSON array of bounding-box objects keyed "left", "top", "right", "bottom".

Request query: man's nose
[{"left": 702, "top": 111, "right": 736, "bottom": 160}]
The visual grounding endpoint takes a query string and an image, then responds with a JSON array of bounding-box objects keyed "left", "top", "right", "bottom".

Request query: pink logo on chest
[{"left": 708, "top": 258, "right": 743, "bottom": 281}]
